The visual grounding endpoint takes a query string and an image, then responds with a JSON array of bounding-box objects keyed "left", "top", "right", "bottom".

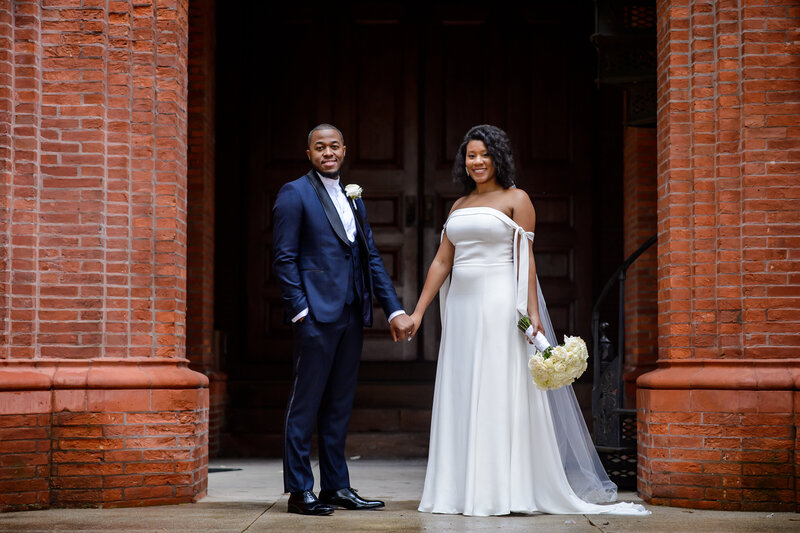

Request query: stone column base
[
  {"left": 637, "top": 360, "right": 800, "bottom": 511},
  {"left": 0, "top": 360, "right": 209, "bottom": 512}
]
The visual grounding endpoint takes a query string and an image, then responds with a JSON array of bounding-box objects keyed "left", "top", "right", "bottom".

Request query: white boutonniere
[{"left": 344, "top": 183, "right": 363, "bottom": 200}]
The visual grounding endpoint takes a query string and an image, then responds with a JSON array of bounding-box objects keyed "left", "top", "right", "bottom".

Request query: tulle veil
[{"left": 535, "top": 278, "right": 618, "bottom": 503}]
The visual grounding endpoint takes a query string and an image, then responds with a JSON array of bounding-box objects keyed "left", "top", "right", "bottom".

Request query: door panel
[
  {"left": 421, "top": 6, "right": 592, "bottom": 358},
  {"left": 246, "top": 13, "right": 319, "bottom": 363},
  {"left": 247, "top": 6, "right": 419, "bottom": 362},
  {"left": 329, "top": 14, "right": 419, "bottom": 361},
  {"left": 218, "top": 1, "right": 597, "bottom": 455},
  {"left": 245, "top": 3, "right": 591, "bottom": 363}
]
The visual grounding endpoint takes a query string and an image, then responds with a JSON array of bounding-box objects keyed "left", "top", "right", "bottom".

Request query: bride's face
[{"left": 465, "top": 140, "right": 496, "bottom": 185}]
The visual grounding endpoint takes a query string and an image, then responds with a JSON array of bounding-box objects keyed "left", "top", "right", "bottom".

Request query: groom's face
[{"left": 307, "top": 129, "right": 346, "bottom": 177}]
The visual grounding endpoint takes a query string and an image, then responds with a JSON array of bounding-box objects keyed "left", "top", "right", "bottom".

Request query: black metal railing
[{"left": 591, "top": 234, "right": 657, "bottom": 488}]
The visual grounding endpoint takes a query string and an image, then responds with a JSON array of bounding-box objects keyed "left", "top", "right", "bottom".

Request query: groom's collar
[
  {"left": 317, "top": 171, "right": 342, "bottom": 188},
  {"left": 306, "top": 170, "right": 350, "bottom": 245}
]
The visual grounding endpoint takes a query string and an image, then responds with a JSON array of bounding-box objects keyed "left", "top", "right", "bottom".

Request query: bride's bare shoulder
[
  {"left": 449, "top": 196, "right": 469, "bottom": 214},
  {"left": 504, "top": 188, "right": 534, "bottom": 212},
  {"left": 506, "top": 188, "right": 536, "bottom": 229},
  {"left": 506, "top": 186, "right": 532, "bottom": 202}
]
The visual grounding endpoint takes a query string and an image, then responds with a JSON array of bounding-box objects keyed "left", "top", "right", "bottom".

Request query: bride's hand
[
  {"left": 528, "top": 315, "right": 545, "bottom": 343},
  {"left": 407, "top": 311, "right": 423, "bottom": 340}
]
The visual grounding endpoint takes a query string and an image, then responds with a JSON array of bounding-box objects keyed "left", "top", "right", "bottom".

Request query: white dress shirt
[
  {"left": 292, "top": 173, "right": 405, "bottom": 324},
  {"left": 319, "top": 174, "right": 357, "bottom": 242}
]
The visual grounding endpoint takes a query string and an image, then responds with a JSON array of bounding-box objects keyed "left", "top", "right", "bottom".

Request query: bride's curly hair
[{"left": 453, "top": 124, "right": 517, "bottom": 193}]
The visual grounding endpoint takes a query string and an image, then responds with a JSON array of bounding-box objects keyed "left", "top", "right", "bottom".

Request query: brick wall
[
  {"left": 638, "top": 386, "right": 796, "bottom": 511},
  {"left": 0, "top": 0, "right": 189, "bottom": 360},
  {"left": 638, "top": 0, "right": 800, "bottom": 511},
  {"left": 0, "top": 394, "right": 51, "bottom": 510},
  {"left": 653, "top": 0, "right": 799, "bottom": 364},
  {"left": 622, "top": 126, "right": 658, "bottom": 403},
  {"left": 0, "top": 379, "right": 208, "bottom": 511},
  {"left": 50, "top": 388, "right": 207, "bottom": 508},
  {"left": 0, "top": 0, "right": 208, "bottom": 511}
]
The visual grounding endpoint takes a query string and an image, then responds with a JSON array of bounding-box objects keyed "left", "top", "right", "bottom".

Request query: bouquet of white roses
[{"left": 517, "top": 316, "right": 589, "bottom": 390}]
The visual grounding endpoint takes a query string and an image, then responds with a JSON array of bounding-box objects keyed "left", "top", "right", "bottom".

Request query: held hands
[
  {"left": 407, "top": 312, "right": 422, "bottom": 341},
  {"left": 389, "top": 312, "right": 423, "bottom": 342},
  {"left": 389, "top": 313, "right": 415, "bottom": 342}
]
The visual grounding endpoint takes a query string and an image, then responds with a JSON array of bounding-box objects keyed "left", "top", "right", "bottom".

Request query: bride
[{"left": 407, "top": 125, "right": 650, "bottom": 517}]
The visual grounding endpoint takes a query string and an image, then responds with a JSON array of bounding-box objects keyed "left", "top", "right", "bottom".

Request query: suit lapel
[{"left": 306, "top": 171, "right": 350, "bottom": 245}]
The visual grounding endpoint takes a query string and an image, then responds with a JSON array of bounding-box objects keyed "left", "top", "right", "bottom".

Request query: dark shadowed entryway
[{"left": 213, "top": 2, "right": 625, "bottom": 457}]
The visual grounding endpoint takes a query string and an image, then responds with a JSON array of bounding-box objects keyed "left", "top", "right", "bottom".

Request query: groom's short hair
[{"left": 307, "top": 123, "right": 344, "bottom": 146}]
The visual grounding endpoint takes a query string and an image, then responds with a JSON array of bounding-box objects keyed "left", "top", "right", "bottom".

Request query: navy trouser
[{"left": 283, "top": 302, "right": 363, "bottom": 493}]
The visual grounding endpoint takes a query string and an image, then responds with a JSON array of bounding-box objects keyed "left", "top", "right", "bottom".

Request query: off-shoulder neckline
[{"left": 446, "top": 206, "right": 533, "bottom": 235}]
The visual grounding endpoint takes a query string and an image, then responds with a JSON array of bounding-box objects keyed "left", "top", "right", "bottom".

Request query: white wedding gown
[{"left": 418, "top": 207, "right": 650, "bottom": 517}]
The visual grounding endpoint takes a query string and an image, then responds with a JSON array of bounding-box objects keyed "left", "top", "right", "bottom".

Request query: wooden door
[
  {"left": 335, "top": 12, "right": 420, "bottom": 361},
  {"left": 245, "top": 5, "right": 420, "bottom": 362},
  {"left": 217, "top": 2, "right": 597, "bottom": 455},
  {"left": 240, "top": 4, "right": 592, "bottom": 362},
  {"left": 420, "top": 6, "right": 593, "bottom": 358}
]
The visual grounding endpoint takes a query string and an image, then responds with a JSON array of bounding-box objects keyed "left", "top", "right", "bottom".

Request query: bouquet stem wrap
[{"left": 517, "top": 316, "right": 551, "bottom": 352}]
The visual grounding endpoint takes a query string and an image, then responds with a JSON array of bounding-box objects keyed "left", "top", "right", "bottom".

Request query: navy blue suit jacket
[{"left": 272, "top": 171, "right": 402, "bottom": 327}]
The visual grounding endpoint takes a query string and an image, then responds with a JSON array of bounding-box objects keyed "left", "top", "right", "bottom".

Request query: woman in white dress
[{"left": 407, "top": 125, "right": 649, "bottom": 517}]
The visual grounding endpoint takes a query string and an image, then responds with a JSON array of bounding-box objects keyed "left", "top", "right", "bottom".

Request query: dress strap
[{"left": 512, "top": 226, "right": 535, "bottom": 318}]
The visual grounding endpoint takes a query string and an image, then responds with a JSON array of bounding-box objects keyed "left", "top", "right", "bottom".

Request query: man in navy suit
[{"left": 272, "top": 124, "right": 414, "bottom": 515}]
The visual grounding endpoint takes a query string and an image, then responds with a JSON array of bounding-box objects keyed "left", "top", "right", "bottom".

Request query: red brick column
[
  {"left": 623, "top": 126, "right": 658, "bottom": 404},
  {"left": 0, "top": 1, "right": 208, "bottom": 511},
  {"left": 637, "top": 0, "right": 800, "bottom": 511}
]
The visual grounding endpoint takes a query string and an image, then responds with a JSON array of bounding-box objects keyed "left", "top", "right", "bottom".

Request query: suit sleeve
[
  {"left": 357, "top": 198, "right": 403, "bottom": 319},
  {"left": 272, "top": 182, "right": 308, "bottom": 319}
]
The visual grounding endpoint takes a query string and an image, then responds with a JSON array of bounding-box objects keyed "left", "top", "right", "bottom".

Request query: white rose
[{"left": 344, "top": 183, "right": 363, "bottom": 200}]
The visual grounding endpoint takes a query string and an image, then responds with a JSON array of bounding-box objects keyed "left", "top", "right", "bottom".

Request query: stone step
[
  {"left": 225, "top": 381, "right": 435, "bottom": 410},
  {"left": 219, "top": 372, "right": 595, "bottom": 457},
  {"left": 226, "top": 361, "right": 437, "bottom": 383},
  {"left": 225, "top": 407, "right": 432, "bottom": 434},
  {"left": 220, "top": 431, "right": 430, "bottom": 458}
]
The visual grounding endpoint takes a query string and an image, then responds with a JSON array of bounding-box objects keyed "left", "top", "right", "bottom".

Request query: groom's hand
[{"left": 389, "top": 314, "right": 414, "bottom": 342}]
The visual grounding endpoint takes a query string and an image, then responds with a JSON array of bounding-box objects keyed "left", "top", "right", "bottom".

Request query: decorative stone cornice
[
  {"left": 0, "top": 359, "right": 209, "bottom": 391},
  {"left": 637, "top": 358, "right": 800, "bottom": 390}
]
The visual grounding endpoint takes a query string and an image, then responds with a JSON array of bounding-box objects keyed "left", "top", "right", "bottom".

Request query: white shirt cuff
[
  {"left": 387, "top": 310, "right": 406, "bottom": 323},
  {"left": 292, "top": 308, "right": 309, "bottom": 323}
]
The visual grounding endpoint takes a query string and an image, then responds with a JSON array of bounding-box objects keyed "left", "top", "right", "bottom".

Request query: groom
[{"left": 272, "top": 124, "right": 414, "bottom": 515}]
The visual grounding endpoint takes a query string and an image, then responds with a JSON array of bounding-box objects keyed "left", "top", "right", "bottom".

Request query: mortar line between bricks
[
  {"left": 33, "top": 0, "right": 43, "bottom": 361},
  {"left": 102, "top": 0, "right": 109, "bottom": 360}
]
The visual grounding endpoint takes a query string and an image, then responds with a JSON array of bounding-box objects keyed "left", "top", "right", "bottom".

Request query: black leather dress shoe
[
  {"left": 287, "top": 490, "right": 334, "bottom": 515},
  {"left": 318, "top": 487, "right": 385, "bottom": 510}
]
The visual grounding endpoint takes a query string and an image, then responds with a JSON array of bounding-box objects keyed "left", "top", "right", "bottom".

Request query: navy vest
[{"left": 345, "top": 237, "right": 364, "bottom": 306}]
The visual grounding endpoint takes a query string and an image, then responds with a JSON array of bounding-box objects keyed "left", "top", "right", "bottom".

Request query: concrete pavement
[{"left": 1, "top": 458, "right": 797, "bottom": 532}]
